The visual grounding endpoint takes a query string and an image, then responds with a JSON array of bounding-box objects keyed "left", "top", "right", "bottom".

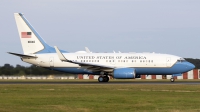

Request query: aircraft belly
[{"left": 135, "top": 63, "right": 186, "bottom": 75}]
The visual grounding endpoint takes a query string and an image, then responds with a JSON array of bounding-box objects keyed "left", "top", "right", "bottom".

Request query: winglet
[
  {"left": 85, "top": 47, "right": 91, "bottom": 53},
  {"left": 54, "top": 46, "right": 68, "bottom": 61}
]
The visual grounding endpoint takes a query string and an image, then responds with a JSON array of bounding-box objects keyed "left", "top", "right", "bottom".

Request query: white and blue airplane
[{"left": 9, "top": 13, "right": 195, "bottom": 82}]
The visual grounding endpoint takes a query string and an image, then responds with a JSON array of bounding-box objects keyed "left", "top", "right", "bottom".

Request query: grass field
[
  {"left": 0, "top": 82, "right": 200, "bottom": 112},
  {"left": 1, "top": 79, "right": 200, "bottom": 82}
]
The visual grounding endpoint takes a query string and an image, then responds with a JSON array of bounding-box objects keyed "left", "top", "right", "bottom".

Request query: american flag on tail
[{"left": 21, "top": 32, "right": 31, "bottom": 38}]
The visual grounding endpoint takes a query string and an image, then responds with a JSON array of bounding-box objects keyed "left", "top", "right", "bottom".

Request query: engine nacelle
[{"left": 113, "top": 68, "right": 136, "bottom": 79}]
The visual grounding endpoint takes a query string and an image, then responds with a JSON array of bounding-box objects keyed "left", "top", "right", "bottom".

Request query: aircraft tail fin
[{"left": 14, "top": 13, "right": 66, "bottom": 54}]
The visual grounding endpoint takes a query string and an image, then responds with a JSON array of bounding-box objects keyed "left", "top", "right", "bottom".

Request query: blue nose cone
[{"left": 187, "top": 62, "right": 195, "bottom": 70}]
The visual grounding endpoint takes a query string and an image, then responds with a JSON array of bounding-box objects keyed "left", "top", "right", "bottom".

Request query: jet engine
[{"left": 113, "top": 68, "right": 136, "bottom": 79}]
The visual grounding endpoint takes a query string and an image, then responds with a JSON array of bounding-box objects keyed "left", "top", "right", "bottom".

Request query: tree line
[
  {"left": 185, "top": 58, "right": 200, "bottom": 69},
  {"left": 0, "top": 58, "right": 199, "bottom": 75},
  {"left": 0, "top": 64, "right": 66, "bottom": 75}
]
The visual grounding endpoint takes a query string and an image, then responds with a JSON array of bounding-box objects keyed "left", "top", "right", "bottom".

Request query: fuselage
[{"left": 22, "top": 52, "right": 194, "bottom": 75}]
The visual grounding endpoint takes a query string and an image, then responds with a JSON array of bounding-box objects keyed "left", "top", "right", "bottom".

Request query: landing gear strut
[{"left": 98, "top": 76, "right": 109, "bottom": 82}]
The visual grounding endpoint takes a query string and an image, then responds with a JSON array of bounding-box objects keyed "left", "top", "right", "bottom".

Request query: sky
[{"left": 0, "top": 0, "right": 200, "bottom": 66}]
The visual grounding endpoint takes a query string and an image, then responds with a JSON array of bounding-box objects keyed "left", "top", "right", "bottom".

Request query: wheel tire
[
  {"left": 103, "top": 76, "right": 109, "bottom": 82},
  {"left": 98, "top": 76, "right": 104, "bottom": 82},
  {"left": 170, "top": 78, "right": 175, "bottom": 82}
]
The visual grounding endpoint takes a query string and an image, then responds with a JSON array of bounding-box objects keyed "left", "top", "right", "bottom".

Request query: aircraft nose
[{"left": 187, "top": 62, "right": 195, "bottom": 70}]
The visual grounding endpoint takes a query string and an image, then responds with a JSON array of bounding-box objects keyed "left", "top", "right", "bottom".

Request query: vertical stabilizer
[{"left": 14, "top": 13, "right": 66, "bottom": 54}]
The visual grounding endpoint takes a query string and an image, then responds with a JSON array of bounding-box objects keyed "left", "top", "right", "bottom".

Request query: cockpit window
[{"left": 177, "top": 59, "right": 187, "bottom": 63}]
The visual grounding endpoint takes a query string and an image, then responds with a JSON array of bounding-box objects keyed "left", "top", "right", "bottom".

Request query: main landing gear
[{"left": 98, "top": 76, "right": 109, "bottom": 82}]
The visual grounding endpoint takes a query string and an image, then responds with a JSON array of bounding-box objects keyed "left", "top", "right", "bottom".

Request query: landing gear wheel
[
  {"left": 98, "top": 76, "right": 109, "bottom": 82},
  {"left": 103, "top": 76, "right": 109, "bottom": 82},
  {"left": 170, "top": 78, "right": 175, "bottom": 82},
  {"left": 98, "top": 76, "right": 104, "bottom": 82}
]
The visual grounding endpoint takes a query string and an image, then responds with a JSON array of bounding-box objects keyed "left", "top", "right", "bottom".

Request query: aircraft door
[
  {"left": 49, "top": 57, "right": 54, "bottom": 67},
  {"left": 166, "top": 57, "right": 171, "bottom": 67}
]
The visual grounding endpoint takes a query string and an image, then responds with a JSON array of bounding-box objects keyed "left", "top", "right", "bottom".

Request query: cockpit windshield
[{"left": 177, "top": 58, "right": 187, "bottom": 63}]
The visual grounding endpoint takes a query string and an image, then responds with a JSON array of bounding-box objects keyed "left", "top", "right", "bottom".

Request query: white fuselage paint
[{"left": 22, "top": 53, "right": 180, "bottom": 68}]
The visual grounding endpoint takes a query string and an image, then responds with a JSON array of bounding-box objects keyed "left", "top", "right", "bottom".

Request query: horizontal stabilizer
[{"left": 8, "top": 52, "right": 37, "bottom": 58}]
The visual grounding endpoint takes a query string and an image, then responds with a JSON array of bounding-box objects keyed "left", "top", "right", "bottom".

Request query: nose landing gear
[
  {"left": 170, "top": 75, "right": 175, "bottom": 82},
  {"left": 170, "top": 77, "right": 175, "bottom": 82}
]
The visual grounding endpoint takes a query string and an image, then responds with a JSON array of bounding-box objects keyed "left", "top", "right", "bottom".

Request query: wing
[{"left": 54, "top": 46, "right": 114, "bottom": 72}]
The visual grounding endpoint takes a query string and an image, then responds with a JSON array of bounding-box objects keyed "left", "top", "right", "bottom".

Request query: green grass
[
  {"left": 0, "top": 79, "right": 200, "bottom": 82},
  {"left": 0, "top": 84, "right": 200, "bottom": 112}
]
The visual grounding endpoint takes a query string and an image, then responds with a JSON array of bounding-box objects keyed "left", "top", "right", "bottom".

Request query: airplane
[{"left": 8, "top": 13, "right": 195, "bottom": 82}]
